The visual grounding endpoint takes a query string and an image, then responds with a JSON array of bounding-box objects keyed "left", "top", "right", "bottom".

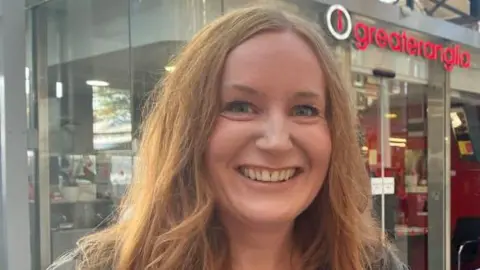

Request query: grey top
[
  {"left": 48, "top": 246, "right": 409, "bottom": 270},
  {"left": 46, "top": 251, "right": 78, "bottom": 270}
]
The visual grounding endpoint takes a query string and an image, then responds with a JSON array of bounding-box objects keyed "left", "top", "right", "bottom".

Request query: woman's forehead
[{"left": 221, "top": 31, "right": 326, "bottom": 98}]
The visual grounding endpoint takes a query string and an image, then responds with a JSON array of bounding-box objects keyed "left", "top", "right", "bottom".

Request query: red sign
[{"left": 325, "top": 5, "right": 471, "bottom": 71}]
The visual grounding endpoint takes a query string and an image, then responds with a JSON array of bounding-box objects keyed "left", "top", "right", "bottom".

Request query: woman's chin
[{"left": 223, "top": 206, "right": 301, "bottom": 228}]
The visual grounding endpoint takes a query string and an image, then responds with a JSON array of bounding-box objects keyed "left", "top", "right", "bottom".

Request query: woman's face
[{"left": 206, "top": 31, "right": 332, "bottom": 226}]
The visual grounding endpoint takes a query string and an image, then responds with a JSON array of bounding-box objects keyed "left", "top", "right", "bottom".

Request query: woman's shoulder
[
  {"left": 47, "top": 248, "right": 114, "bottom": 270},
  {"left": 378, "top": 245, "right": 410, "bottom": 270},
  {"left": 46, "top": 250, "right": 79, "bottom": 270},
  {"left": 48, "top": 244, "right": 407, "bottom": 270}
]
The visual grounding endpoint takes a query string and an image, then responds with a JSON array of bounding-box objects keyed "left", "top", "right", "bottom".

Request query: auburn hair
[{"left": 73, "top": 4, "right": 386, "bottom": 270}]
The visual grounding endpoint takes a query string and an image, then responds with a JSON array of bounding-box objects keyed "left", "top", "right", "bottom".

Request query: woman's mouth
[{"left": 237, "top": 166, "right": 302, "bottom": 182}]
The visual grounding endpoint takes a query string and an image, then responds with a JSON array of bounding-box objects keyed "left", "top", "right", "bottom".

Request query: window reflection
[
  {"left": 92, "top": 86, "right": 132, "bottom": 151},
  {"left": 30, "top": 0, "right": 224, "bottom": 266}
]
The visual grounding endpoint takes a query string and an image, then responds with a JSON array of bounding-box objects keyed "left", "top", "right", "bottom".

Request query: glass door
[
  {"left": 449, "top": 90, "right": 480, "bottom": 270},
  {"left": 353, "top": 72, "right": 430, "bottom": 269}
]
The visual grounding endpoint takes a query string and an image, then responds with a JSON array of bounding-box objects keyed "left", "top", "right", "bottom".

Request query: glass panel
[
  {"left": 33, "top": 0, "right": 131, "bottom": 264},
  {"left": 31, "top": 0, "right": 226, "bottom": 267},
  {"left": 128, "top": 0, "right": 224, "bottom": 206},
  {"left": 354, "top": 73, "right": 429, "bottom": 269},
  {"left": 129, "top": 0, "right": 223, "bottom": 139},
  {"left": 26, "top": 9, "right": 41, "bottom": 269}
]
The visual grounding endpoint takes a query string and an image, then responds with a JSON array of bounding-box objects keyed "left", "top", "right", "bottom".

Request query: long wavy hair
[{"left": 73, "top": 4, "right": 386, "bottom": 270}]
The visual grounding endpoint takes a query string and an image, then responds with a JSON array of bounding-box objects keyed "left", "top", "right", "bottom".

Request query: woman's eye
[
  {"left": 223, "top": 101, "right": 254, "bottom": 114},
  {"left": 291, "top": 105, "right": 319, "bottom": 117}
]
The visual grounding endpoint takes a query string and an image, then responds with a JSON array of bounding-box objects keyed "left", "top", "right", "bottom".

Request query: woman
[{"left": 50, "top": 4, "right": 406, "bottom": 270}]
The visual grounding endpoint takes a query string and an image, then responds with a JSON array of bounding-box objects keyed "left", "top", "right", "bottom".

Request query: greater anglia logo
[{"left": 325, "top": 4, "right": 471, "bottom": 72}]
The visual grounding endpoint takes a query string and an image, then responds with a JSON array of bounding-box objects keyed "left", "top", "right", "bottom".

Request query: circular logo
[{"left": 325, "top": 4, "right": 352, "bottom": 41}]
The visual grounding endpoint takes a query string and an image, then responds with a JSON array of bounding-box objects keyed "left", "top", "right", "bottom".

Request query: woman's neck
[{"left": 220, "top": 213, "right": 299, "bottom": 270}]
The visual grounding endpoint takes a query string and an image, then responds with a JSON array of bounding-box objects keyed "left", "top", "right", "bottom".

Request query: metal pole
[
  {"left": 32, "top": 6, "right": 52, "bottom": 268},
  {"left": 0, "top": 0, "right": 31, "bottom": 268},
  {"left": 373, "top": 68, "right": 396, "bottom": 240}
]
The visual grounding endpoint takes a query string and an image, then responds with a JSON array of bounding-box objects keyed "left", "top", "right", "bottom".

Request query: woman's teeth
[{"left": 239, "top": 167, "right": 297, "bottom": 182}]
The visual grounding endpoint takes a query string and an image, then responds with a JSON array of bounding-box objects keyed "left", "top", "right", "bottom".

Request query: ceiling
[
  {"left": 47, "top": 40, "right": 184, "bottom": 95},
  {"left": 397, "top": 0, "right": 477, "bottom": 25},
  {"left": 418, "top": 0, "right": 469, "bottom": 18}
]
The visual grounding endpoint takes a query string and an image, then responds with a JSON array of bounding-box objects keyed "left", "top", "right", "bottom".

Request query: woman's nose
[{"left": 255, "top": 113, "right": 293, "bottom": 152}]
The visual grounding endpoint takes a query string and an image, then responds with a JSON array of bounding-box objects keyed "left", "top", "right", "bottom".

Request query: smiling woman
[
  {"left": 207, "top": 31, "right": 331, "bottom": 234},
  {"left": 49, "top": 4, "right": 407, "bottom": 270}
]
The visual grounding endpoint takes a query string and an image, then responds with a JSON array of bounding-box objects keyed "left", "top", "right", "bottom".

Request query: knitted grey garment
[{"left": 47, "top": 247, "right": 409, "bottom": 270}]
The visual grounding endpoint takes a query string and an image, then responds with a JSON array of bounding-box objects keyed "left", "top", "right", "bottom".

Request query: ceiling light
[
  {"left": 390, "top": 137, "right": 406, "bottom": 143},
  {"left": 390, "top": 142, "right": 406, "bottom": 148},
  {"left": 450, "top": 112, "right": 462, "bottom": 129},
  {"left": 86, "top": 80, "right": 109, "bottom": 87},
  {"left": 56, "top": 82, "right": 63, "bottom": 98}
]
